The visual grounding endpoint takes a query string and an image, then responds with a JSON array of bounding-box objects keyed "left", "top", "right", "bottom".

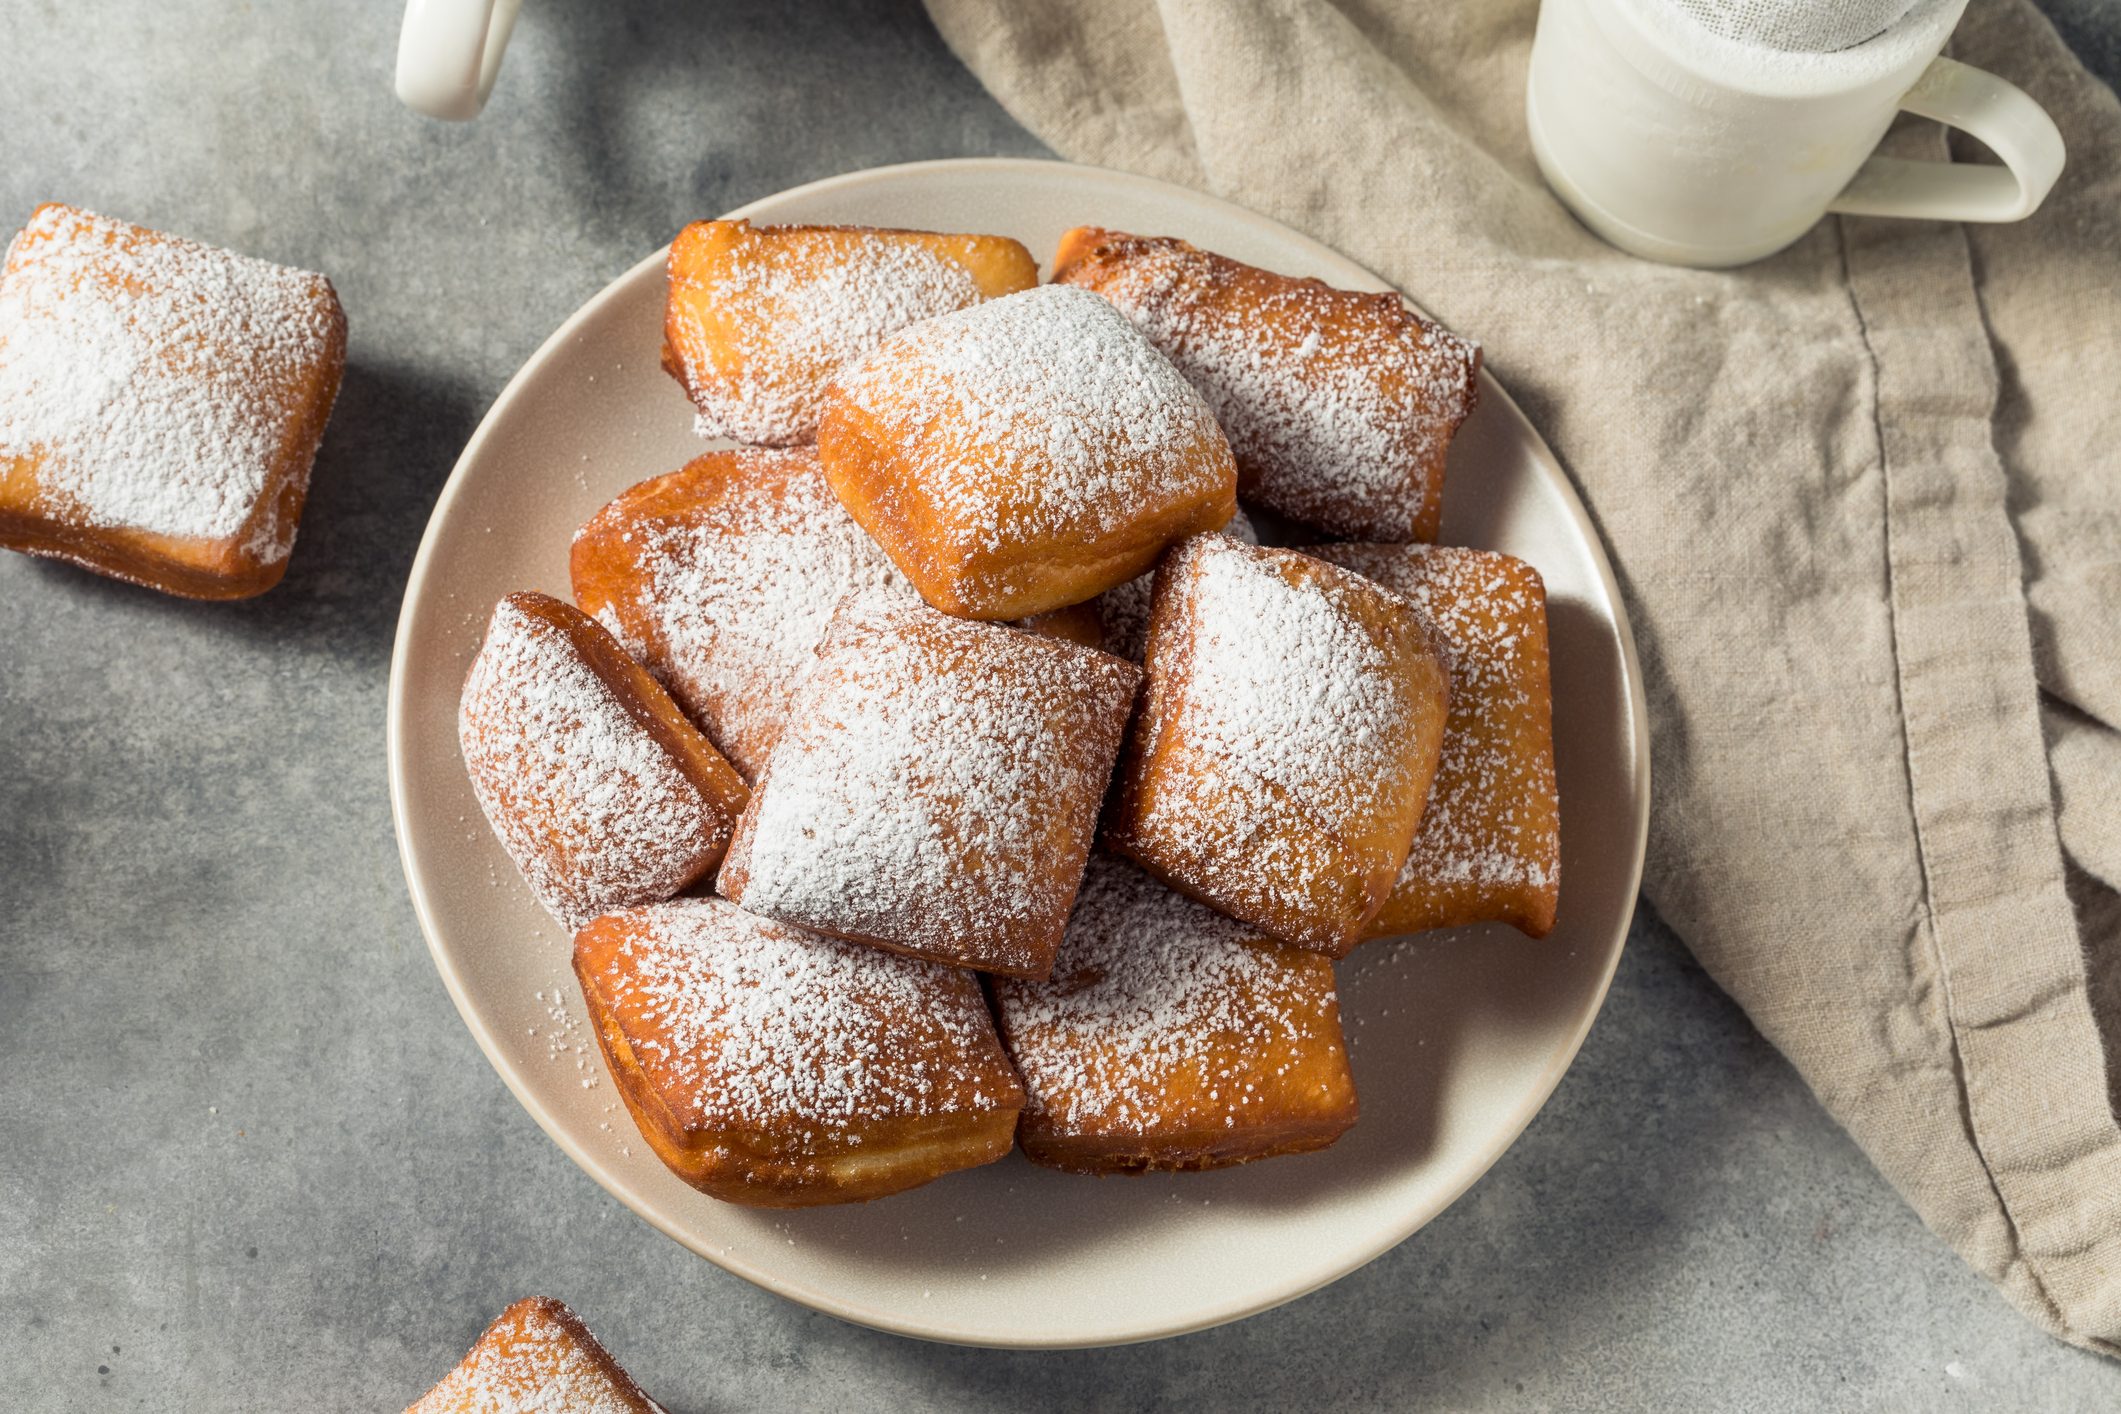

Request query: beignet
[
  {"left": 458, "top": 591, "right": 748, "bottom": 930},
  {"left": 1052, "top": 227, "right": 1479, "bottom": 543},
  {"left": 817, "top": 283, "right": 1238, "bottom": 619},
  {"left": 574, "top": 898, "right": 1024, "bottom": 1206},
  {"left": 407, "top": 1296, "right": 662, "bottom": 1414},
  {"left": 570, "top": 446, "right": 905, "bottom": 781},
  {"left": 663, "top": 219, "right": 1036, "bottom": 446},
  {"left": 1308, "top": 544, "right": 1560, "bottom": 938},
  {"left": 1104, "top": 536, "right": 1451, "bottom": 957},
  {"left": 0, "top": 203, "right": 346, "bottom": 599},
  {"left": 718, "top": 591, "right": 1139, "bottom": 979},
  {"left": 992, "top": 855, "right": 1357, "bottom": 1174}
]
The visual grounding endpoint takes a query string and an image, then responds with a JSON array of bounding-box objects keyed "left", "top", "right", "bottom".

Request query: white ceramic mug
[
  {"left": 1525, "top": 0, "right": 2066, "bottom": 266},
  {"left": 396, "top": 0, "right": 525, "bottom": 121}
]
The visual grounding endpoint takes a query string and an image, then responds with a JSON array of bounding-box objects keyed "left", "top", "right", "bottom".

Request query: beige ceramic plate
[{"left": 387, "top": 158, "right": 1648, "bottom": 1349}]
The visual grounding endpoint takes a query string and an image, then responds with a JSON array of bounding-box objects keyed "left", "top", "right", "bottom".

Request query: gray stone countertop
[{"left": 3, "top": 2, "right": 2118, "bottom": 1409}]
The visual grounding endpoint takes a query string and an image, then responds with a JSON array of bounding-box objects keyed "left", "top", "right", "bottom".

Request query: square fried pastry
[
  {"left": 458, "top": 591, "right": 749, "bottom": 930},
  {"left": 1052, "top": 227, "right": 1479, "bottom": 543},
  {"left": 1308, "top": 543, "right": 1560, "bottom": 938},
  {"left": 570, "top": 445, "right": 907, "bottom": 782},
  {"left": 817, "top": 283, "right": 1238, "bottom": 620},
  {"left": 0, "top": 203, "right": 346, "bottom": 599},
  {"left": 992, "top": 855, "right": 1357, "bottom": 1174},
  {"left": 663, "top": 219, "right": 1037, "bottom": 446},
  {"left": 718, "top": 591, "right": 1140, "bottom": 979},
  {"left": 574, "top": 897, "right": 1024, "bottom": 1206},
  {"left": 407, "top": 1296, "right": 663, "bottom": 1414},
  {"left": 1105, "top": 536, "right": 1451, "bottom": 957}
]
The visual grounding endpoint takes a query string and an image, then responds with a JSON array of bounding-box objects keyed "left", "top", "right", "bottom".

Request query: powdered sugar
[
  {"left": 827, "top": 283, "right": 1232, "bottom": 554},
  {"left": 459, "top": 594, "right": 731, "bottom": 931},
  {"left": 993, "top": 855, "right": 1348, "bottom": 1140},
  {"left": 1057, "top": 233, "right": 1478, "bottom": 542},
  {"left": 584, "top": 897, "right": 1015, "bottom": 1143},
  {"left": 0, "top": 204, "right": 342, "bottom": 561},
  {"left": 575, "top": 448, "right": 908, "bottom": 780},
  {"left": 1310, "top": 544, "right": 1560, "bottom": 934},
  {"left": 722, "top": 591, "right": 1139, "bottom": 976},
  {"left": 409, "top": 1297, "right": 662, "bottom": 1414},
  {"left": 669, "top": 225, "right": 996, "bottom": 445}
]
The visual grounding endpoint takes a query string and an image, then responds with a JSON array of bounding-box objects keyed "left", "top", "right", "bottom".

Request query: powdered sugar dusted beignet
[
  {"left": 406, "top": 1296, "right": 663, "bottom": 1414},
  {"left": 1096, "top": 507, "right": 1255, "bottom": 663},
  {"left": 0, "top": 203, "right": 346, "bottom": 599},
  {"left": 817, "top": 283, "right": 1238, "bottom": 620},
  {"left": 1308, "top": 543, "right": 1560, "bottom": 939},
  {"left": 459, "top": 592, "right": 749, "bottom": 931},
  {"left": 570, "top": 446, "right": 906, "bottom": 781},
  {"left": 719, "top": 592, "right": 1140, "bottom": 978},
  {"left": 663, "top": 219, "right": 1036, "bottom": 446},
  {"left": 1052, "top": 227, "right": 1478, "bottom": 543},
  {"left": 992, "top": 855, "right": 1357, "bottom": 1174},
  {"left": 574, "top": 898, "right": 1023, "bottom": 1206},
  {"left": 1105, "top": 536, "right": 1451, "bottom": 957}
]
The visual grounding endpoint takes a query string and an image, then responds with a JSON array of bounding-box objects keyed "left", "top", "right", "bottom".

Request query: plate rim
[{"left": 384, "top": 154, "right": 1650, "bottom": 1349}]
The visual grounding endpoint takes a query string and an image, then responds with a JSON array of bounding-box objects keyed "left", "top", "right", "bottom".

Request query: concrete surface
[{"left": 2, "top": 2, "right": 2117, "bottom": 1409}]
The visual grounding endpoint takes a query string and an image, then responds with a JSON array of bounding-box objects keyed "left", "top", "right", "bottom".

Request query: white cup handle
[
  {"left": 1828, "top": 57, "right": 2065, "bottom": 222},
  {"left": 395, "top": 0, "right": 524, "bottom": 121}
]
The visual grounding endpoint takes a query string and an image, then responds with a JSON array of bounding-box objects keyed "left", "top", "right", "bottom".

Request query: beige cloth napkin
[{"left": 922, "top": 0, "right": 2121, "bottom": 1356}]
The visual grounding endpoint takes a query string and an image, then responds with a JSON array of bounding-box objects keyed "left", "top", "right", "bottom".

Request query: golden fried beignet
[
  {"left": 570, "top": 446, "right": 906, "bottom": 781},
  {"left": 663, "top": 219, "right": 1036, "bottom": 446},
  {"left": 574, "top": 898, "right": 1024, "bottom": 1206},
  {"left": 1308, "top": 543, "right": 1560, "bottom": 938},
  {"left": 817, "top": 283, "right": 1238, "bottom": 620},
  {"left": 458, "top": 592, "right": 749, "bottom": 930},
  {"left": 1096, "top": 507, "right": 1255, "bottom": 662},
  {"left": 1052, "top": 227, "right": 1479, "bottom": 543},
  {"left": 1105, "top": 536, "right": 1451, "bottom": 957},
  {"left": 719, "top": 591, "right": 1139, "bottom": 979},
  {"left": 1013, "top": 599, "right": 1104, "bottom": 650},
  {"left": 992, "top": 855, "right": 1357, "bottom": 1174},
  {"left": 407, "top": 1296, "right": 662, "bottom": 1414},
  {"left": 0, "top": 203, "right": 346, "bottom": 599}
]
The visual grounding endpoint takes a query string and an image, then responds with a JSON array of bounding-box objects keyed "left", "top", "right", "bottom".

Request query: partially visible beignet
[
  {"left": 993, "top": 855, "right": 1357, "bottom": 1174},
  {"left": 458, "top": 591, "right": 748, "bottom": 930},
  {"left": 1096, "top": 507, "right": 1255, "bottom": 663},
  {"left": 663, "top": 219, "right": 1036, "bottom": 446},
  {"left": 718, "top": 592, "right": 1139, "bottom": 979},
  {"left": 817, "top": 283, "right": 1238, "bottom": 619},
  {"left": 1307, "top": 543, "right": 1560, "bottom": 938},
  {"left": 1052, "top": 227, "right": 1479, "bottom": 543},
  {"left": 1105, "top": 536, "right": 1450, "bottom": 957},
  {"left": 574, "top": 898, "right": 1023, "bottom": 1207},
  {"left": 570, "top": 446, "right": 906, "bottom": 781},
  {"left": 406, "top": 1296, "right": 662, "bottom": 1414},
  {"left": 0, "top": 203, "right": 346, "bottom": 599}
]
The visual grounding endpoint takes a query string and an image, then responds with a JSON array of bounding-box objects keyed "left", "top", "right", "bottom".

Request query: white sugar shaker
[{"left": 1526, "top": 0, "right": 2065, "bottom": 267}]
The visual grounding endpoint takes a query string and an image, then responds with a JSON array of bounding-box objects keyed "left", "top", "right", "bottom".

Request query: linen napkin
[{"left": 920, "top": 0, "right": 2121, "bottom": 1355}]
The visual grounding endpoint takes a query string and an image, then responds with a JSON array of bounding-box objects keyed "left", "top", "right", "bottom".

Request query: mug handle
[
  {"left": 395, "top": 0, "right": 524, "bottom": 121},
  {"left": 1828, "top": 57, "right": 2065, "bottom": 222}
]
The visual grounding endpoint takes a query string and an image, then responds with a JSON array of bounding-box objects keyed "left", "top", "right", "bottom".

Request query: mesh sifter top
[{"left": 1657, "top": 0, "right": 1924, "bottom": 51}]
